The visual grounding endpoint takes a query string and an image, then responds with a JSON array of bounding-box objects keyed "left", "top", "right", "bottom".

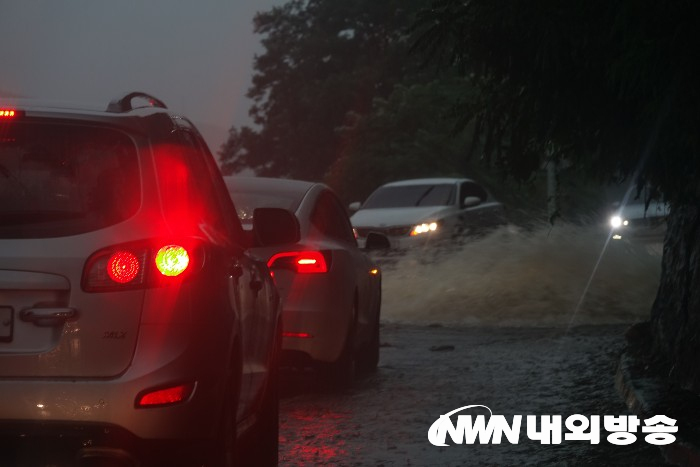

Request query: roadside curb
[{"left": 616, "top": 351, "right": 700, "bottom": 466}]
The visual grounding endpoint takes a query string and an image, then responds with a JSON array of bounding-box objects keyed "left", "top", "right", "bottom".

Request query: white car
[
  {"left": 0, "top": 93, "right": 288, "bottom": 466},
  {"left": 225, "top": 176, "right": 383, "bottom": 387},
  {"left": 350, "top": 178, "right": 505, "bottom": 249}
]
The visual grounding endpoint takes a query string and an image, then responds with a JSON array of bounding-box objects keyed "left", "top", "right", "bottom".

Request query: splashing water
[{"left": 379, "top": 223, "right": 662, "bottom": 327}]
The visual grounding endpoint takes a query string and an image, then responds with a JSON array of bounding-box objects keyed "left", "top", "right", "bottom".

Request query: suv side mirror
[
  {"left": 252, "top": 208, "right": 300, "bottom": 246},
  {"left": 348, "top": 202, "right": 361, "bottom": 212}
]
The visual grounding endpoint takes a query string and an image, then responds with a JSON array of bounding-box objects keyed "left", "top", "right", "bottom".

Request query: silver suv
[{"left": 0, "top": 93, "right": 293, "bottom": 466}]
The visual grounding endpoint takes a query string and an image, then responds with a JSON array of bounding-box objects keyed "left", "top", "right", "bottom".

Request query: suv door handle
[{"left": 20, "top": 308, "right": 78, "bottom": 327}]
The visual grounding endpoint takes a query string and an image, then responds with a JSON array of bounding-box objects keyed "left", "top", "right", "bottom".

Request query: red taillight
[
  {"left": 107, "top": 251, "right": 141, "bottom": 284},
  {"left": 283, "top": 331, "right": 314, "bottom": 338},
  {"left": 0, "top": 109, "right": 17, "bottom": 118},
  {"left": 155, "top": 245, "right": 190, "bottom": 277},
  {"left": 136, "top": 382, "right": 195, "bottom": 408},
  {"left": 267, "top": 251, "right": 329, "bottom": 274},
  {"left": 83, "top": 248, "right": 147, "bottom": 291},
  {"left": 82, "top": 240, "right": 200, "bottom": 292}
]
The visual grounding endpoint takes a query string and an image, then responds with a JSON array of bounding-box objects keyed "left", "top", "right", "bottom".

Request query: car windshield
[
  {"left": 229, "top": 189, "right": 304, "bottom": 226},
  {"left": 362, "top": 184, "right": 455, "bottom": 209},
  {"left": 0, "top": 121, "right": 139, "bottom": 238}
]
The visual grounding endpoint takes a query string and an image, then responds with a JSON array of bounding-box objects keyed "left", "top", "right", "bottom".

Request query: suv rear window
[{"left": 0, "top": 122, "right": 139, "bottom": 238}]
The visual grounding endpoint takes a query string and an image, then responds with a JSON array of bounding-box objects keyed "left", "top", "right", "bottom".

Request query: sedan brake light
[
  {"left": 267, "top": 251, "right": 329, "bottom": 274},
  {"left": 283, "top": 331, "right": 314, "bottom": 338}
]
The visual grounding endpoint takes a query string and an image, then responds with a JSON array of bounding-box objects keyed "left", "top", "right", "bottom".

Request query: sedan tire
[
  {"left": 321, "top": 300, "right": 358, "bottom": 389},
  {"left": 357, "top": 299, "right": 380, "bottom": 374}
]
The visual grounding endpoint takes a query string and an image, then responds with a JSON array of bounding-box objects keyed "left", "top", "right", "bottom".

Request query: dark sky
[{"left": 0, "top": 0, "right": 283, "bottom": 153}]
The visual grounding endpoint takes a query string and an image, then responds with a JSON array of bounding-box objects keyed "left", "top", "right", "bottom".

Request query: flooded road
[
  {"left": 279, "top": 223, "right": 668, "bottom": 466},
  {"left": 279, "top": 324, "right": 669, "bottom": 466},
  {"left": 378, "top": 223, "right": 662, "bottom": 328}
]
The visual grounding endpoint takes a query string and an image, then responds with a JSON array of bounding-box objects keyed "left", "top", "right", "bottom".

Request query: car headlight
[
  {"left": 610, "top": 215, "right": 630, "bottom": 229},
  {"left": 410, "top": 222, "right": 439, "bottom": 236}
]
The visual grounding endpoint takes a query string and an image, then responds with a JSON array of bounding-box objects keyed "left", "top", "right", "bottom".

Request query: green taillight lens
[{"left": 155, "top": 245, "right": 190, "bottom": 277}]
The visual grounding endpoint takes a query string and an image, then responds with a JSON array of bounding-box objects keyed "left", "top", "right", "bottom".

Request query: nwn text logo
[{"left": 429, "top": 405, "right": 520, "bottom": 446}]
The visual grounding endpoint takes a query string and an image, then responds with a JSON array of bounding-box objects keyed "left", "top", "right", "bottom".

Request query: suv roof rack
[{"left": 106, "top": 92, "right": 167, "bottom": 113}]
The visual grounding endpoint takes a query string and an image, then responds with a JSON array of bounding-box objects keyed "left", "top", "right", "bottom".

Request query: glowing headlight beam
[
  {"left": 610, "top": 216, "right": 631, "bottom": 229},
  {"left": 410, "top": 222, "right": 439, "bottom": 236}
]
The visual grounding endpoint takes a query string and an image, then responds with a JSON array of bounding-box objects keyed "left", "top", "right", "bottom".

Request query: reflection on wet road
[{"left": 278, "top": 324, "right": 670, "bottom": 467}]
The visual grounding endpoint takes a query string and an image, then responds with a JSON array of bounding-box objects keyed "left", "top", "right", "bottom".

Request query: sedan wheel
[
  {"left": 357, "top": 313, "right": 380, "bottom": 374},
  {"left": 357, "top": 288, "right": 381, "bottom": 374},
  {"left": 322, "top": 300, "right": 358, "bottom": 389}
]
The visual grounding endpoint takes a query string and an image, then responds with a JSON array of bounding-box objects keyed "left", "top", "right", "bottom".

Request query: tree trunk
[
  {"left": 546, "top": 158, "right": 558, "bottom": 223},
  {"left": 651, "top": 203, "right": 700, "bottom": 393}
]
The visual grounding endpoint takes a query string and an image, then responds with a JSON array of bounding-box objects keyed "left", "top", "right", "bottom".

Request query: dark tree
[
  {"left": 412, "top": 0, "right": 700, "bottom": 390},
  {"left": 326, "top": 77, "right": 476, "bottom": 203},
  {"left": 219, "top": 0, "right": 427, "bottom": 181}
]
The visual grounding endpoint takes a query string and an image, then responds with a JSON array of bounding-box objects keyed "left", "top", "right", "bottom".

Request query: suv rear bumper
[
  {"left": 0, "top": 420, "right": 214, "bottom": 466},
  {"left": 0, "top": 375, "right": 223, "bottom": 437},
  {"left": 0, "top": 320, "right": 233, "bottom": 447}
]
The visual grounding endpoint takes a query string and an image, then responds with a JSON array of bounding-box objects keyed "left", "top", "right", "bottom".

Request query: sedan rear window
[
  {"left": 363, "top": 184, "right": 455, "bottom": 208},
  {"left": 0, "top": 122, "right": 139, "bottom": 238}
]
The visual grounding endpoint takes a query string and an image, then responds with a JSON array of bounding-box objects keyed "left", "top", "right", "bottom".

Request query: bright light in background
[
  {"left": 0, "top": 0, "right": 285, "bottom": 153},
  {"left": 610, "top": 215, "right": 630, "bottom": 229}
]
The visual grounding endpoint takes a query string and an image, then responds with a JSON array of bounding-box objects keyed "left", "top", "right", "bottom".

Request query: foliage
[
  {"left": 219, "top": 0, "right": 428, "bottom": 181},
  {"left": 412, "top": 0, "right": 700, "bottom": 391},
  {"left": 325, "top": 77, "right": 473, "bottom": 203},
  {"left": 411, "top": 0, "right": 700, "bottom": 205}
]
